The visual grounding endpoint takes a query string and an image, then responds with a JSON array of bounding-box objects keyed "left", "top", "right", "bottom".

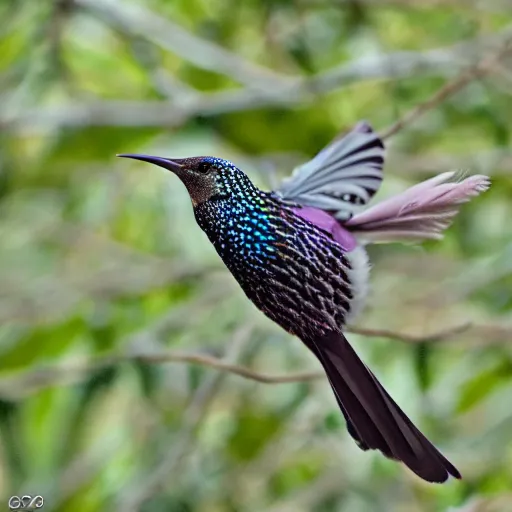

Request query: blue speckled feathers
[{"left": 194, "top": 185, "right": 355, "bottom": 338}]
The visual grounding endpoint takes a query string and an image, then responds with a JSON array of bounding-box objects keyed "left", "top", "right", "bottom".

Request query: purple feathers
[
  {"left": 282, "top": 122, "right": 490, "bottom": 247},
  {"left": 293, "top": 206, "right": 357, "bottom": 251},
  {"left": 346, "top": 171, "right": 491, "bottom": 243}
]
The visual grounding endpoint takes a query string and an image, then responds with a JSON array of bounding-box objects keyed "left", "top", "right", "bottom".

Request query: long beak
[{"left": 117, "top": 153, "right": 183, "bottom": 173}]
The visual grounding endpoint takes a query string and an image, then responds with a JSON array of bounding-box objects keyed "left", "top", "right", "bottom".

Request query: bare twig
[
  {"left": 130, "top": 351, "right": 324, "bottom": 383},
  {"left": 0, "top": 347, "right": 323, "bottom": 401},
  {"left": 380, "top": 36, "right": 512, "bottom": 139},
  {"left": 0, "top": 322, "right": 476, "bottom": 400},
  {"left": 347, "top": 322, "right": 472, "bottom": 343}
]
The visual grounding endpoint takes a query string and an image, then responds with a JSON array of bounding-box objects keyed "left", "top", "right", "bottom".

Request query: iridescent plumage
[
  {"left": 195, "top": 180, "right": 356, "bottom": 337},
  {"left": 118, "top": 121, "right": 490, "bottom": 483}
]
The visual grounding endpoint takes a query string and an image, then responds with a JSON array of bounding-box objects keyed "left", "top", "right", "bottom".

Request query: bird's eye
[{"left": 197, "top": 161, "right": 210, "bottom": 174}]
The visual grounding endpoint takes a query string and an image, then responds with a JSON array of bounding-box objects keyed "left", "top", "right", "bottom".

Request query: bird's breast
[
  {"left": 195, "top": 199, "right": 370, "bottom": 336},
  {"left": 194, "top": 199, "right": 279, "bottom": 277}
]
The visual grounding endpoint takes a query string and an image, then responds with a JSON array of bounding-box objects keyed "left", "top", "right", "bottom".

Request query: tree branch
[
  {"left": 347, "top": 321, "right": 471, "bottom": 343},
  {"left": 75, "top": 0, "right": 292, "bottom": 90},
  {"left": 0, "top": 322, "right": 475, "bottom": 400},
  {"left": 3, "top": 27, "right": 511, "bottom": 132},
  {"left": 380, "top": 35, "right": 512, "bottom": 139}
]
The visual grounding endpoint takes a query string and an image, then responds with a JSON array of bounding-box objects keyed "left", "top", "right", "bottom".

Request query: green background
[{"left": 1, "top": 0, "right": 511, "bottom": 511}]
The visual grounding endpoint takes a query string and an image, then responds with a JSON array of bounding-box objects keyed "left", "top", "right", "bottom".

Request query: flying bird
[{"left": 118, "top": 121, "right": 489, "bottom": 483}]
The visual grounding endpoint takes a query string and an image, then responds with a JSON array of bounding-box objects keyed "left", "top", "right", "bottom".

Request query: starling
[{"left": 119, "top": 121, "right": 490, "bottom": 483}]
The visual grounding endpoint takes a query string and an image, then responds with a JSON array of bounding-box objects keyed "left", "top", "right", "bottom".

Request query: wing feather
[
  {"left": 346, "top": 171, "right": 491, "bottom": 242},
  {"left": 278, "top": 121, "right": 385, "bottom": 221}
]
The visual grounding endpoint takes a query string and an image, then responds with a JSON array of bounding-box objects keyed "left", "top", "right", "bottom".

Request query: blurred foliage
[{"left": 1, "top": 0, "right": 512, "bottom": 511}]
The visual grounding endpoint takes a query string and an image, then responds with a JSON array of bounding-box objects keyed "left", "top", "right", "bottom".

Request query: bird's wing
[
  {"left": 346, "top": 171, "right": 491, "bottom": 243},
  {"left": 277, "top": 121, "right": 385, "bottom": 221}
]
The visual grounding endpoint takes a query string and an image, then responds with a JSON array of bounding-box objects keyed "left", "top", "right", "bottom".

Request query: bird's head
[{"left": 117, "top": 154, "right": 257, "bottom": 206}]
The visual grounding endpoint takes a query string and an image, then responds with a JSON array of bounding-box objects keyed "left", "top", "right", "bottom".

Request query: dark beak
[{"left": 117, "top": 154, "right": 183, "bottom": 173}]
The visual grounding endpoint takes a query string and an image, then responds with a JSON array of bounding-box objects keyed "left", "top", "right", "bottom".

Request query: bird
[{"left": 118, "top": 121, "right": 490, "bottom": 483}]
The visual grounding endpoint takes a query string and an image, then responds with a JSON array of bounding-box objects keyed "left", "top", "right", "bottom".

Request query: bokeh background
[{"left": 1, "top": 1, "right": 512, "bottom": 511}]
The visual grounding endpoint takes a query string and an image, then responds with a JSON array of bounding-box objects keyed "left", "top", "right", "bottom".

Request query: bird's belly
[{"left": 237, "top": 243, "right": 370, "bottom": 340}]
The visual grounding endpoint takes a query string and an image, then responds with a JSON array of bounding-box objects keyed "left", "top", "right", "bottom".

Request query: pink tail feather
[{"left": 345, "top": 172, "right": 490, "bottom": 243}]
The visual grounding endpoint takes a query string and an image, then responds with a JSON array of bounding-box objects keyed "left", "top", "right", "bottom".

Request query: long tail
[
  {"left": 345, "top": 171, "right": 490, "bottom": 243},
  {"left": 306, "top": 331, "right": 461, "bottom": 483}
]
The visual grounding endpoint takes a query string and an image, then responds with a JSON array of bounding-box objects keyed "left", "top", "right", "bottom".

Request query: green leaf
[
  {"left": 227, "top": 405, "right": 282, "bottom": 461},
  {"left": 0, "top": 399, "right": 25, "bottom": 484},
  {"left": 457, "top": 359, "right": 512, "bottom": 413},
  {"left": 0, "top": 317, "right": 86, "bottom": 372},
  {"left": 414, "top": 342, "right": 433, "bottom": 391}
]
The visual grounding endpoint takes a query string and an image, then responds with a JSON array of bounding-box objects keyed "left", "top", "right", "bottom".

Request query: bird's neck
[{"left": 193, "top": 191, "right": 279, "bottom": 275}]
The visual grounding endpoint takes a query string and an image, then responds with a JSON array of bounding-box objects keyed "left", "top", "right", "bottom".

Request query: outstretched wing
[{"left": 277, "top": 121, "right": 385, "bottom": 221}]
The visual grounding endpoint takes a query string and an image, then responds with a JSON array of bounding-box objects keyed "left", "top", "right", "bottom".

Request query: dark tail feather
[{"left": 307, "top": 331, "right": 461, "bottom": 483}]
